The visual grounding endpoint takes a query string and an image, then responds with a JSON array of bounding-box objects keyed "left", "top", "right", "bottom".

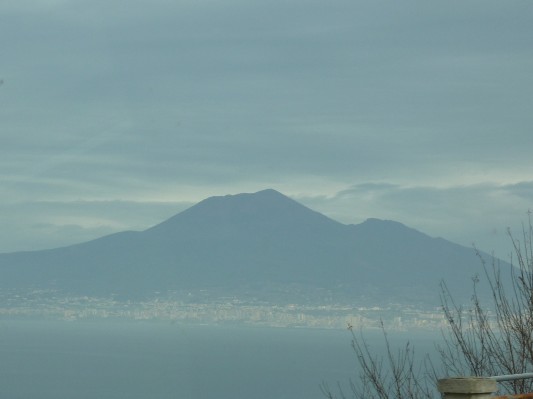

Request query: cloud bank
[{"left": 0, "top": 0, "right": 531, "bottom": 255}]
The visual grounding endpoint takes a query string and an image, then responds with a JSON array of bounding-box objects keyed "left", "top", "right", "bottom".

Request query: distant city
[{"left": 0, "top": 289, "right": 447, "bottom": 331}]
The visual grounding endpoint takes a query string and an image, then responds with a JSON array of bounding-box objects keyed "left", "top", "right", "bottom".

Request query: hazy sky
[{"left": 1, "top": 0, "right": 532, "bottom": 258}]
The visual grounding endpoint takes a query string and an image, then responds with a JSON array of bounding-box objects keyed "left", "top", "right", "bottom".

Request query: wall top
[{"left": 438, "top": 377, "right": 498, "bottom": 394}]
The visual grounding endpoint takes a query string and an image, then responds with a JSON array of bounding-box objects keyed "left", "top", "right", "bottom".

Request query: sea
[{"left": 0, "top": 320, "right": 441, "bottom": 399}]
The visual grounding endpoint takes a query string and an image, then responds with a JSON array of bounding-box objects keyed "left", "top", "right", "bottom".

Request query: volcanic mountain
[{"left": 0, "top": 189, "right": 492, "bottom": 304}]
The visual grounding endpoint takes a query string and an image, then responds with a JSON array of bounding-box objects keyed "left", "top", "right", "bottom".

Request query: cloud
[
  {"left": 0, "top": 0, "right": 532, "bottom": 253},
  {"left": 0, "top": 200, "right": 191, "bottom": 253},
  {"left": 297, "top": 181, "right": 533, "bottom": 258}
]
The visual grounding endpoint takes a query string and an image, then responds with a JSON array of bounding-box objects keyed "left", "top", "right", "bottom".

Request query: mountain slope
[{"left": 0, "top": 189, "right": 492, "bottom": 303}]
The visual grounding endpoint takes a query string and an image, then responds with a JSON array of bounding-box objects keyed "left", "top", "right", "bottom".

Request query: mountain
[{"left": 0, "top": 189, "right": 495, "bottom": 304}]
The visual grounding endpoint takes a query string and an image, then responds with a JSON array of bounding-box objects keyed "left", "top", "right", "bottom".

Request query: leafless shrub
[
  {"left": 323, "top": 213, "right": 533, "bottom": 398},
  {"left": 439, "top": 213, "right": 533, "bottom": 394},
  {"left": 321, "top": 321, "right": 436, "bottom": 399}
]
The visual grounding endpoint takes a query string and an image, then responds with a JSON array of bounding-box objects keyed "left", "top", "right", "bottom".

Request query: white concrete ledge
[{"left": 438, "top": 377, "right": 498, "bottom": 399}]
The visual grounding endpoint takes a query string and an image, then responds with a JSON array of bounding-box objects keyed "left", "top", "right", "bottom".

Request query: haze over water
[
  {"left": 1, "top": 1, "right": 528, "bottom": 397},
  {"left": 0, "top": 320, "right": 440, "bottom": 399}
]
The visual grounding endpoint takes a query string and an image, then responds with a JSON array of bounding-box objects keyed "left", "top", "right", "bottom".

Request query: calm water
[{"left": 0, "top": 320, "right": 440, "bottom": 399}]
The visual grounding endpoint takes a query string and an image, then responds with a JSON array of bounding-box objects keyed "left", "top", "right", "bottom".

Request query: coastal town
[{"left": 0, "top": 289, "right": 448, "bottom": 330}]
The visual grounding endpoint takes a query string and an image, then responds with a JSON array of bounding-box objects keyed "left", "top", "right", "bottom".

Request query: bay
[{"left": 0, "top": 320, "right": 440, "bottom": 399}]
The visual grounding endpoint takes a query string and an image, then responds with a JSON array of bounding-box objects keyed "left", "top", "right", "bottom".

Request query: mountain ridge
[{"left": 0, "top": 189, "right": 493, "bottom": 304}]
